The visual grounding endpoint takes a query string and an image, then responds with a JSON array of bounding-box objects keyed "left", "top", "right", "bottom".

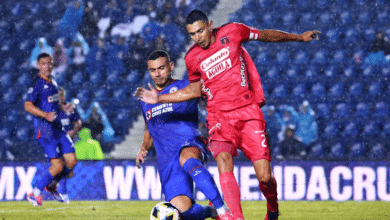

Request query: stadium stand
[
  {"left": 1, "top": 0, "right": 389, "bottom": 161},
  {"left": 0, "top": 0, "right": 218, "bottom": 161}
]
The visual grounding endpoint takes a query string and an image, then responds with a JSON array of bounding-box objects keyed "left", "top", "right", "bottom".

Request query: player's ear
[
  {"left": 169, "top": 61, "right": 174, "bottom": 71},
  {"left": 208, "top": 21, "right": 214, "bottom": 31}
]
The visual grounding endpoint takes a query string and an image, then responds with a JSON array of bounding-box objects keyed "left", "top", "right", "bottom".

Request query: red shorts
[{"left": 207, "top": 104, "right": 271, "bottom": 162}]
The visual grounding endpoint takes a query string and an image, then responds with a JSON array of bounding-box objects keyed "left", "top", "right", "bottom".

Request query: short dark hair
[
  {"left": 147, "top": 50, "right": 171, "bottom": 62},
  {"left": 185, "top": 10, "right": 208, "bottom": 25},
  {"left": 37, "top": 53, "right": 52, "bottom": 62}
]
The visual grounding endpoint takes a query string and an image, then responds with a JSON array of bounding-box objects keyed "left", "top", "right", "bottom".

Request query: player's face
[
  {"left": 147, "top": 57, "right": 174, "bottom": 89},
  {"left": 186, "top": 20, "right": 215, "bottom": 49},
  {"left": 37, "top": 57, "right": 53, "bottom": 77}
]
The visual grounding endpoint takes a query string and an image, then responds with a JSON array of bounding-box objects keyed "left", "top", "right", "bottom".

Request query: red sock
[
  {"left": 259, "top": 177, "right": 278, "bottom": 212},
  {"left": 220, "top": 172, "right": 245, "bottom": 219}
]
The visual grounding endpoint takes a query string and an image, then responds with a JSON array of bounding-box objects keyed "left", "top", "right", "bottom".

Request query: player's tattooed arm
[
  {"left": 256, "top": 30, "right": 321, "bottom": 42},
  {"left": 136, "top": 125, "right": 153, "bottom": 169},
  {"left": 24, "top": 101, "right": 57, "bottom": 122}
]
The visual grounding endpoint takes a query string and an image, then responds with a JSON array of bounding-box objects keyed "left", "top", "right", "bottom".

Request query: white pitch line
[{"left": 0, "top": 204, "right": 106, "bottom": 213}]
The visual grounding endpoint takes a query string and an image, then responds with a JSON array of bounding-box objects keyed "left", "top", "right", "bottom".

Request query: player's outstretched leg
[
  {"left": 180, "top": 203, "right": 217, "bottom": 220},
  {"left": 181, "top": 150, "right": 231, "bottom": 218}
]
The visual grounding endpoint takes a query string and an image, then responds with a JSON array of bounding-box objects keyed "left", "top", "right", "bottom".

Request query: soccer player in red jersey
[{"left": 135, "top": 10, "right": 320, "bottom": 220}]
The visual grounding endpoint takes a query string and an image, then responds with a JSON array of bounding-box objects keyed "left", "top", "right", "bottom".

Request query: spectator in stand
[
  {"left": 278, "top": 105, "right": 297, "bottom": 142},
  {"left": 86, "top": 37, "right": 107, "bottom": 75},
  {"left": 80, "top": 1, "right": 99, "bottom": 44},
  {"left": 75, "top": 101, "right": 115, "bottom": 144},
  {"left": 119, "top": 0, "right": 142, "bottom": 23},
  {"left": 52, "top": 38, "right": 68, "bottom": 77},
  {"left": 160, "top": 14, "right": 186, "bottom": 58},
  {"left": 156, "top": 0, "right": 176, "bottom": 21},
  {"left": 68, "top": 40, "right": 86, "bottom": 72},
  {"left": 59, "top": 0, "right": 84, "bottom": 47},
  {"left": 278, "top": 125, "right": 306, "bottom": 160},
  {"left": 264, "top": 105, "right": 283, "bottom": 148},
  {"left": 106, "top": 36, "right": 128, "bottom": 74},
  {"left": 30, "top": 37, "right": 53, "bottom": 70},
  {"left": 74, "top": 128, "right": 104, "bottom": 160},
  {"left": 126, "top": 34, "right": 148, "bottom": 72},
  {"left": 142, "top": 12, "right": 162, "bottom": 44},
  {"left": 99, "top": 0, "right": 121, "bottom": 38},
  {"left": 370, "top": 31, "right": 390, "bottom": 55},
  {"left": 285, "top": 101, "right": 318, "bottom": 147}
]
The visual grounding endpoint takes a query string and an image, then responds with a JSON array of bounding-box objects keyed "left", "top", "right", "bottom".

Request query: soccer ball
[{"left": 150, "top": 202, "right": 181, "bottom": 220}]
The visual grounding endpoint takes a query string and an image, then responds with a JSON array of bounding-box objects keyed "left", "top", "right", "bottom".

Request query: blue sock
[
  {"left": 54, "top": 167, "right": 72, "bottom": 182},
  {"left": 36, "top": 169, "right": 54, "bottom": 191},
  {"left": 181, "top": 203, "right": 213, "bottom": 220},
  {"left": 58, "top": 178, "right": 67, "bottom": 194},
  {"left": 183, "top": 158, "right": 225, "bottom": 209}
]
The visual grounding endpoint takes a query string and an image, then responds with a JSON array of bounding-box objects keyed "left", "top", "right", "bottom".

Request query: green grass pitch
[{"left": 0, "top": 200, "right": 389, "bottom": 220}]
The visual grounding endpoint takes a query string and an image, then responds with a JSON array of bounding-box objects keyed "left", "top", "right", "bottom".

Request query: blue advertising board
[{"left": 0, "top": 160, "right": 389, "bottom": 201}]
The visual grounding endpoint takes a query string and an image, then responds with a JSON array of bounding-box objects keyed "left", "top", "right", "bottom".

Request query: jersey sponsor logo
[
  {"left": 239, "top": 56, "right": 247, "bottom": 87},
  {"left": 47, "top": 93, "right": 59, "bottom": 103},
  {"left": 28, "top": 88, "right": 33, "bottom": 93},
  {"left": 147, "top": 103, "right": 174, "bottom": 121},
  {"left": 44, "top": 85, "right": 49, "bottom": 89},
  {"left": 200, "top": 48, "right": 232, "bottom": 79},
  {"left": 169, "top": 87, "right": 178, "bottom": 93},
  {"left": 254, "top": 130, "right": 264, "bottom": 133}
]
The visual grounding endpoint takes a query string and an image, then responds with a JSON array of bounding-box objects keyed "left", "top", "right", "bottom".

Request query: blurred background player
[
  {"left": 24, "top": 53, "right": 78, "bottom": 206},
  {"left": 51, "top": 87, "right": 83, "bottom": 203},
  {"left": 136, "top": 50, "right": 233, "bottom": 220},
  {"left": 135, "top": 10, "right": 320, "bottom": 220}
]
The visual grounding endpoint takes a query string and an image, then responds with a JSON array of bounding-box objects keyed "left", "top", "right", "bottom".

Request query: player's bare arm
[
  {"left": 68, "top": 119, "right": 82, "bottom": 138},
  {"left": 24, "top": 101, "right": 57, "bottom": 122},
  {"left": 136, "top": 125, "right": 154, "bottom": 168},
  {"left": 134, "top": 81, "right": 202, "bottom": 104},
  {"left": 257, "top": 29, "right": 321, "bottom": 42}
]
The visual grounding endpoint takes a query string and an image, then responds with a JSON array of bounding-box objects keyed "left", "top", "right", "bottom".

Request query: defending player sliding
[
  {"left": 136, "top": 50, "right": 234, "bottom": 220},
  {"left": 135, "top": 10, "right": 320, "bottom": 220}
]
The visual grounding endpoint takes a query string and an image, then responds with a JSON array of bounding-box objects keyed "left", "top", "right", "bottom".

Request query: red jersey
[{"left": 185, "top": 22, "right": 265, "bottom": 112}]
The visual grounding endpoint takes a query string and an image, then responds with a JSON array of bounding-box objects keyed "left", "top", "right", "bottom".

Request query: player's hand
[
  {"left": 300, "top": 30, "right": 321, "bottom": 42},
  {"left": 133, "top": 83, "right": 159, "bottom": 104},
  {"left": 136, "top": 148, "right": 148, "bottom": 169},
  {"left": 64, "top": 103, "right": 75, "bottom": 114},
  {"left": 45, "top": 112, "right": 57, "bottom": 122}
]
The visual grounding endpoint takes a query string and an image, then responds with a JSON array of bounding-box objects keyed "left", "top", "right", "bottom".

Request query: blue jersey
[
  {"left": 140, "top": 79, "right": 201, "bottom": 171},
  {"left": 57, "top": 105, "right": 81, "bottom": 132},
  {"left": 25, "top": 76, "right": 63, "bottom": 139}
]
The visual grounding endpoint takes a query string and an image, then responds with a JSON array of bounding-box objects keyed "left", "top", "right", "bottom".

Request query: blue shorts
[
  {"left": 37, "top": 132, "right": 75, "bottom": 162},
  {"left": 159, "top": 137, "right": 208, "bottom": 202}
]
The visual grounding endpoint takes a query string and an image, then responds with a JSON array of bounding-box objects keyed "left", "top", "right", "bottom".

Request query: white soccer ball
[{"left": 150, "top": 202, "right": 181, "bottom": 220}]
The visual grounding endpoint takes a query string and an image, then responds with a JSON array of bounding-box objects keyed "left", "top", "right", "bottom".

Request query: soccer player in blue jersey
[
  {"left": 52, "top": 87, "right": 83, "bottom": 203},
  {"left": 24, "top": 53, "right": 78, "bottom": 206},
  {"left": 136, "top": 50, "right": 233, "bottom": 220}
]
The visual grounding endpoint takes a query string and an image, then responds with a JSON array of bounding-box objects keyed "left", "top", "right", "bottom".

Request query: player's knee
[
  {"left": 258, "top": 172, "right": 272, "bottom": 184},
  {"left": 215, "top": 152, "right": 234, "bottom": 173},
  {"left": 179, "top": 147, "right": 201, "bottom": 167}
]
